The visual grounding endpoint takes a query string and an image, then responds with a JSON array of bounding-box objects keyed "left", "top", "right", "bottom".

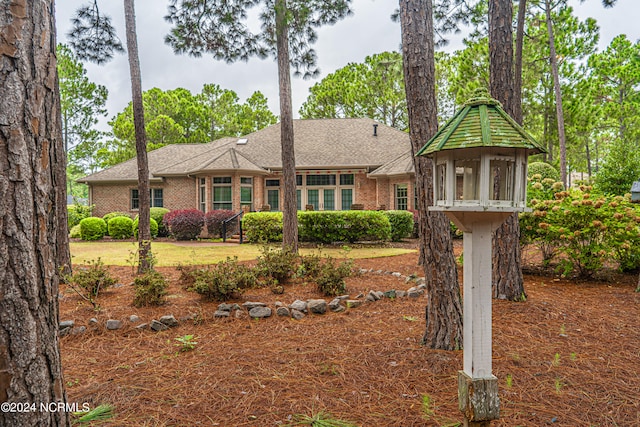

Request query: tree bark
[
  {"left": 399, "top": 0, "right": 463, "bottom": 350},
  {"left": 0, "top": 1, "right": 70, "bottom": 425},
  {"left": 513, "top": 0, "right": 527, "bottom": 125},
  {"left": 545, "top": 0, "right": 568, "bottom": 188},
  {"left": 489, "top": 0, "right": 526, "bottom": 302},
  {"left": 276, "top": 0, "right": 299, "bottom": 253},
  {"left": 124, "top": 0, "right": 151, "bottom": 272}
]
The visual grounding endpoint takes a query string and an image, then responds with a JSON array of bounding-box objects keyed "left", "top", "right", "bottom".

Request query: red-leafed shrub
[
  {"left": 205, "top": 210, "right": 237, "bottom": 238},
  {"left": 164, "top": 209, "right": 205, "bottom": 240}
]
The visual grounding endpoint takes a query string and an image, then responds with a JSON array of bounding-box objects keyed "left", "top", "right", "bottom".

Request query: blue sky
[{"left": 54, "top": 0, "right": 639, "bottom": 131}]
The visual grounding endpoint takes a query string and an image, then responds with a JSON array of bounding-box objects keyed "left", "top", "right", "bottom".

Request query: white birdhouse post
[{"left": 417, "top": 97, "right": 545, "bottom": 427}]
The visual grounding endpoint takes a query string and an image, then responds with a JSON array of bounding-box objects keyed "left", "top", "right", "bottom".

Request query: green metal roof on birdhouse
[{"left": 416, "top": 96, "right": 546, "bottom": 156}]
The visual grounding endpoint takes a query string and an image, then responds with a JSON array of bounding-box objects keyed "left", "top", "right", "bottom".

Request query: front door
[{"left": 307, "top": 188, "right": 335, "bottom": 211}]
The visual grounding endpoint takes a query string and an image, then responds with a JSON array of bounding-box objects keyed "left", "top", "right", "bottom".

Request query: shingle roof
[
  {"left": 79, "top": 118, "right": 413, "bottom": 183},
  {"left": 367, "top": 151, "right": 414, "bottom": 177},
  {"left": 417, "top": 97, "right": 545, "bottom": 156}
]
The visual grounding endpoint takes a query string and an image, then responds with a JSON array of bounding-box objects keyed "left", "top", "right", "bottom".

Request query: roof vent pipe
[{"left": 373, "top": 123, "right": 378, "bottom": 137}]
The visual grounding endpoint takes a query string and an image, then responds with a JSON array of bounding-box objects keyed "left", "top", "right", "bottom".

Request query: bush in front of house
[
  {"left": 132, "top": 217, "right": 159, "bottom": 239},
  {"left": 163, "top": 209, "right": 205, "bottom": 240},
  {"left": 382, "top": 210, "right": 414, "bottom": 241},
  {"left": 102, "top": 212, "right": 131, "bottom": 236},
  {"left": 79, "top": 217, "right": 107, "bottom": 241},
  {"left": 107, "top": 216, "right": 134, "bottom": 239},
  {"left": 68, "top": 204, "right": 93, "bottom": 228},
  {"left": 298, "top": 211, "right": 391, "bottom": 243},
  {"left": 150, "top": 207, "right": 170, "bottom": 237},
  {"left": 243, "top": 212, "right": 283, "bottom": 243},
  {"left": 69, "top": 224, "right": 82, "bottom": 239},
  {"left": 205, "top": 210, "right": 237, "bottom": 238}
]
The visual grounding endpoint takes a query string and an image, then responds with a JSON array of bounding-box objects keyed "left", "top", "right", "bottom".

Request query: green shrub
[
  {"left": 528, "top": 161, "right": 560, "bottom": 182},
  {"left": 150, "top": 207, "right": 170, "bottom": 237},
  {"left": 133, "top": 270, "right": 168, "bottom": 307},
  {"left": 132, "top": 217, "right": 158, "bottom": 239},
  {"left": 298, "top": 211, "right": 391, "bottom": 243},
  {"left": 69, "top": 224, "right": 82, "bottom": 239},
  {"left": 64, "top": 259, "right": 115, "bottom": 308},
  {"left": 79, "top": 217, "right": 107, "bottom": 241},
  {"left": 103, "top": 211, "right": 130, "bottom": 223},
  {"left": 189, "top": 257, "right": 257, "bottom": 301},
  {"left": 243, "top": 212, "right": 283, "bottom": 243},
  {"left": 382, "top": 210, "right": 414, "bottom": 241},
  {"left": 297, "top": 252, "right": 324, "bottom": 279},
  {"left": 68, "top": 204, "right": 93, "bottom": 228},
  {"left": 107, "top": 216, "right": 134, "bottom": 239},
  {"left": 316, "top": 257, "right": 353, "bottom": 297},
  {"left": 255, "top": 246, "right": 298, "bottom": 284}
]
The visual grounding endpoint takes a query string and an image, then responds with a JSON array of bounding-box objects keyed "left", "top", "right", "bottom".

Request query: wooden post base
[{"left": 458, "top": 371, "right": 500, "bottom": 424}]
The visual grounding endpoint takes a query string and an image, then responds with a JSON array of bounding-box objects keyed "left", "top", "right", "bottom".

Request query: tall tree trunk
[
  {"left": 124, "top": 0, "right": 151, "bottom": 272},
  {"left": 55, "top": 62, "right": 72, "bottom": 276},
  {"left": 0, "top": 1, "right": 70, "bottom": 425},
  {"left": 489, "top": 0, "right": 526, "bottom": 301},
  {"left": 399, "top": 0, "right": 463, "bottom": 350},
  {"left": 513, "top": 0, "right": 527, "bottom": 125},
  {"left": 276, "top": 0, "right": 298, "bottom": 253},
  {"left": 545, "top": 0, "right": 568, "bottom": 187}
]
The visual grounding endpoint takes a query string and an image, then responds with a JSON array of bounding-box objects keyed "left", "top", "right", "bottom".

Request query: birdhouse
[
  {"left": 417, "top": 96, "right": 545, "bottom": 231},
  {"left": 631, "top": 181, "right": 640, "bottom": 203}
]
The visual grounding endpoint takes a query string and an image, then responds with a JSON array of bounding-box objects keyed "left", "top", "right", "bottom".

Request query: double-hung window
[
  {"left": 212, "top": 177, "right": 232, "bottom": 210},
  {"left": 131, "top": 188, "right": 164, "bottom": 209}
]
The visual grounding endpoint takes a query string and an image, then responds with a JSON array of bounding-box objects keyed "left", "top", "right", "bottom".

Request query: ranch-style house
[{"left": 78, "top": 118, "right": 418, "bottom": 217}]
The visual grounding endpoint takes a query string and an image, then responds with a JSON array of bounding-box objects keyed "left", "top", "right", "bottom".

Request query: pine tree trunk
[
  {"left": 0, "top": 1, "right": 70, "bottom": 424},
  {"left": 399, "top": 0, "right": 463, "bottom": 350},
  {"left": 546, "top": 0, "right": 568, "bottom": 188},
  {"left": 489, "top": 0, "right": 526, "bottom": 301},
  {"left": 513, "top": 0, "right": 527, "bottom": 125},
  {"left": 124, "top": 0, "right": 151, "bottom": 272},
  {"left": 276, "top": 0, "right": 298, "bottom": 253}
]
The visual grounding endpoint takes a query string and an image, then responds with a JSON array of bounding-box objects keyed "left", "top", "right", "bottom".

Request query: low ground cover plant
[
  {"left": 63, "top": 258, "right": 115, "bottom": 309},
  {"left": 188, "top": 257, "right": 257, "bottom": 301},
  {"left": 133, "top": 269, "right": 168, "bottom": 307}
]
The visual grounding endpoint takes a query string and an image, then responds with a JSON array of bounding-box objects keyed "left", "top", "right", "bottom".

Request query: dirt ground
[{"left": 59, "top": 240, "right": 640, "bottom": 426}]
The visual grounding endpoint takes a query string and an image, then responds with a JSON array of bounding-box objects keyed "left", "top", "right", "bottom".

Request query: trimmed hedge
[
  {"left": 108, "top": 216, "right": 134, "bottom": 239},
  {"left": 68, "top": 204, "right": 93, "bottom": 228},
  {"left": 79, "top": 217, "right": 107, "bottom": 241},
  {"left": 164, "top": 209, "right": 205, "bottom": 240},
  {"left": 69, "top": 224, "right": 82, "bottom": 239},
  {"left": 132, "top": 217, "right": 159, "bottom": 239},
  {"left": 205, "top": 210, "right": 237, "bottom": 237},
  {"left": 150, "top": 207, "right": 170, "bottom": 237},
  {"left": 243, "top": 211, "right": 392, "bottom": 244},
  {"left": 382, "top": 210, "right": 414, "bottom": 241}
]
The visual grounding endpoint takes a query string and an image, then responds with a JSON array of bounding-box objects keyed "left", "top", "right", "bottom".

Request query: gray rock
[
  {"left": 359, "top": 268, "right": 369, "bottom": 274},
  {"left": 416, "top": 278, "right": 427, "bottom": 286},
  {"left": 417, "top": 283, "right": 427, "bottom": 290},
  {"left": 242, "top": 301, "right": 267, "bottom": 310},
  {"left": 179, "top": 313, "right": 196, "bottom": 322},
  {"left": 355, "top": 293, "right": 364, "bottom": 299},
  {"left": 392, "top": 272, "right": 402, "bottom": 278},
  {"left": 150, "top": 320, "right": 168, "bottom": 331},
  {"left": 383, "top": 290, "right": 397, "bottom": 299},
  {"left": 234, "top": 310, "right": 246, "bottom": 319},
  {"left": 366, "top": 293, "right": 377, "bottom": 302},
  {"left": 346, "top": 300, "right": 363, "bottom": 308},
  {"left": 276, "top": 306, "right": 291, "bottom": 317},
  {"left": 136, "top": 323, "right": 148, "bottom": 330},
  {"left": 113, "top": 283, "right": 124, "bottom": 288},
  {"left": 88, "top": 318, "right": 98, "bottom": 326},
  {"left": 159, "top": 315, "right": 179, "bottom": 327},
  {"left": 307, "top": 299, "right": 327, "bottom": 314},
  {"left": 291, "top": 309, "right": 305, "bottom": 320},
  {"left": 59, "top": 327, "right": 71, "bottom": 337},
  {"left": 396, "top": 290, "right": 407, "bottom": 298},
  {"left": 71, "top": 326, "right": 86, "bottom": 335},
  {"left": 129, "top": 315, "right": 141, "bottom": 323},
  {"left": 217, "top": 303, "right": 234, "bottom": 312},
  {"left": 231, "top": 303, "right": 241, "bottom": 311},
  {"left": 289, "top": 300, "right": 307, "bottom": 313},
  {"left": 328, "top": 298, "right": 343, "bottom": 310},
  {"left": 337, "top": 295, "right": 350, "bottom": 301},
  {"left": 407, "top": 287, "right": 423, "bottom": 298},
  {"left": 274, "top": 301, "right": 284, "bottom": 307},
  {"left": 374, "top": 291, "right": 384, "bottom": 300},
  {"left": 59, "top": 320, "right": 75, "bottom": 330},
  {"left": 213, "top": 310, "right": 230, "bottom": 318},
  {"left": 106, "top": 319, "right": 122, "bottom": 330},
  {"left": 375, "top": 270, "right": 383, "bottom": 274},
  {"left": 249, "top": 306, "right": 272, "bottom": 318}
]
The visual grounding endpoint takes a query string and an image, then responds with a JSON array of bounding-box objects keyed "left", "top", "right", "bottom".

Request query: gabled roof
[
  {"left": 368, "top": 152, "right": 414, "bottom": 177},
  {"left": 79, "top": 118, "right": 412, "bottom": 183},
  {"left": 417, "top": 97, "right": 546, "bottom": 156}
]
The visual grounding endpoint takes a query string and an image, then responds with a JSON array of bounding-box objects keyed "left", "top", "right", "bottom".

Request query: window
[
  {"left": 341, "top": 188, "right": 353, "bottom": 210},
  {"left": 296, "top": 189, "right": 301, "bottom": 211},
  {"left": 296, "top": 175, "right": 303, "bottom": 186},
  {"left": 199, "top": 178, "right": 206, "bottom": 212},
  {"left": 339, "top": 174, "right": 354, "bottom": 186},
  {"left": 267, "top": 189, "right": 279, "bottom": 211},
  {"left": 395, "top": 184, "right": 408, "bottom": 210},
  {"left": 241, "top": 177, "right": 253, "bottom": 210},
  {"left": 213, "top": 176, "right": 232, "bottom": 210},
  {"left": 266, "top": 179, "right": 280, "bottom": 187},
  {"left": 306, "top": 174, "right": 336, "bottom": 186},
  {"left": 131, "top": 188, "right": 164, "bottom": 209}
]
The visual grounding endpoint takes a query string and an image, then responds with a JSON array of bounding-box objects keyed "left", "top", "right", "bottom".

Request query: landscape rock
[
  {"left": 407, "top": 287, "right": 423, "bottom": 298},
  {"left": 242, "top": 301, "right": 267, "bottom": 310},
  {"left": 374, "top": 291, "right": 384, "bottom": 300},
  {"left": 71, "top": 326, "right": 86, "bottom": 335},
  {"left": 129, "top": 315, "right": 141, "bottom": 323},
  {"left": 383, "top": 290, "right": 396, "bottom": 299},
  {"left": 234, "top": 310, "right": 246, "bottom": 319},
  {"left": 291, "top": 309, "right": 305, "bottom": 320},
  {"left": 150, "top": 320, "right": 168, "bottom": 331},
  {"left": 106, "top": 319, "right": 122, "bottom": 330},
  {"left": 328, "top": 298, "right": 343, "bottom": 311},
  {"left": 346, "top": 300, "right": 363, "bottom": 308},
  {"left": 217, "top": 303, "right": 234, "bottom": 312},
  {"left": 59, "top": 320, "right": 75, "bottom": 330},
  {"left": 392, "top": 272, "right": 402, "bottom": 278},
  {"left": 88, "top": 318, "right": 98, "bottom": 326},
  {"left": 337, "top": 295, "right": 350, "bottom": 301},
  {"left": 289, "top": 300, "right": 307, "bottom": 313},
  {"left": 136, "top": 323, "right": 148, "bottom": 330},
  {"left": 396, "top": 290, "right": 407, "bottom": 298},
  {"left": 307, "top": 299, "right": 327, "bottom": 314},
  {"left": 276, "top": 306, "right": 290, "bottom": 317},
  {"left": 159, "top": 315, "right": 179, "bottom": 327},
  {"left": 249, "top": 306, "right": 272, "bottom": 319},
  {"left": 214, "top": 310, "right": 230, "bottom": 318}
]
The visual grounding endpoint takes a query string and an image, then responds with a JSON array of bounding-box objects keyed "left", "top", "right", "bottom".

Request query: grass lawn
[{"left": 69, "top": 241, "right": 416, "bottom": 266}]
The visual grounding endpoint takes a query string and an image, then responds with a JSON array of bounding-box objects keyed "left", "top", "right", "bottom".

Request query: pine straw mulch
[{"left": 59, "top": 241, "right": 640, "bottom": 426}]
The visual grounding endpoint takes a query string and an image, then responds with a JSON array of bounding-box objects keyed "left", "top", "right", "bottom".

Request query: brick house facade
[{"left": 79, "top": 119, "right": 418, "bottom": 217}]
